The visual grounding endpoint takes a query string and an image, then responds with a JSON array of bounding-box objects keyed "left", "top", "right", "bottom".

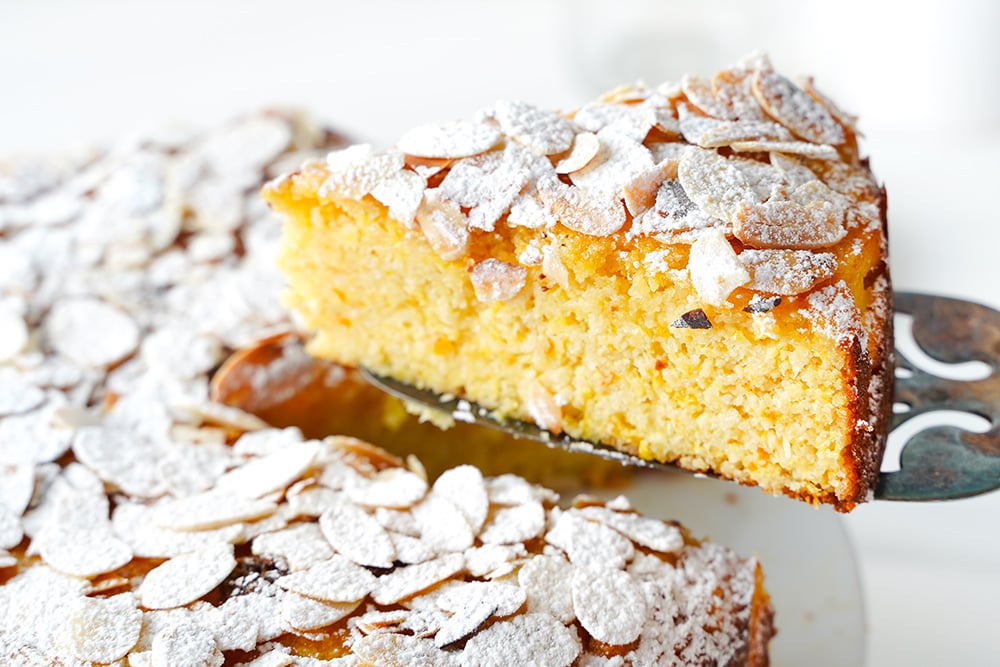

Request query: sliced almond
[
  {"left": 544, "top": 511, "right": 634, "bottom": 568},
  {"left": 734, "top": 200, "right": 847, "bottom": 250},
  {"left": 371, "top": 553, "right": 465, "bottom": 606},
  {"left": 213, "top": 440, "right": 320, "bottom": 499},
  {"left": 751, "top": 70, "right": 845, "bottom": 145},
  {"left": 687, "top": 227, "right": 750, "bottom": 306},
  {"left": 571, "top": 564, "right": 645, "bottom": 645},
  {"left": 575, "top": 506, "right": 684, "bottom": 553},
  {"left": 397, "top": 120, "right": 502, "bottom": 159},
  {"left": 461, "top": 613, "right": 581, "bottom": 667},
  {"left": 677, "top": 146, "right": 757, "bottom": 223},
  {"left": 469, "top": 259, "right": 527, "bottom": 303},
  {"left": 517, "top": 554, "right": 576, "bottom": 624},
  {"left": 46, "top": 298, "right": 139, "bottom": 368},
  {"left": 538, "top": 178, "right": 626, "bottom": 237},
  {"left": 281, "top": 592, "right": 360, "bottom": 631},
  {"left": 553, "top": 132, "right": 600, "bottom": 174},
  {"left": 740, "top": 248, "right": 837, "bottom": 295},
  {"left": 431, "top": 465, "right": 489, "bottom": 535},
  {"left": 318, "top": 496, "right": 396, "bottom": 568},
  {"left": 347, "top": 467, "right": 428, "bottom": 509},
  {"left": 137, "top": 542, "right": 237, "bottom": 610},
  {"left": 153, "top": 492, "right": 276, "bottom": 531},
  {"left": 275, "top": 554, "right": 376, "bottom": 604},
  {"left": 415, "top": 189, "right": 470, "bottom": 261},
  {"left": 479, "top": 500, "right": 546, "bottom": 546},
  {"left": 371, "top": 169, "right": 426, "bottom": 229},
  {"left": 65, "top": 593, "right": 142, "bottom": 663},
  {"left": 494, "top": 100, "right": 575, "bottom": 155}
]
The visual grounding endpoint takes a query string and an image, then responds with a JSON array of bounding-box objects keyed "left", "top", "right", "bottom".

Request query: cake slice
[{"left": 264, "top": 54, "right": 892, "bottom": 511}]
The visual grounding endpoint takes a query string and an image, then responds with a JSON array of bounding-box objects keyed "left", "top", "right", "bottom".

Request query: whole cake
[
  {"left": 0, "top": 112, "right": 774, "bottom": 664},
  {"left": 265, "top": 54, "right": 893, "bottom": 511}
]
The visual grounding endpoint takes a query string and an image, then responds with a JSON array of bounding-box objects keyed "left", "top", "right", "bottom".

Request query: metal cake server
[{"left": 361, "top": 292, "right": 1000, "bottom": 502}]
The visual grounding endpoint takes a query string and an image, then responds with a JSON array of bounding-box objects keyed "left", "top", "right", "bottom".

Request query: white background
[{"left": 3, "top": 1, "right": 999, "bottom": 664}]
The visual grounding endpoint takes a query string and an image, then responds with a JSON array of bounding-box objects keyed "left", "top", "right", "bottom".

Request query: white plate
[{"left": 594, "top": 470, "right": 866, "bottom": 667}]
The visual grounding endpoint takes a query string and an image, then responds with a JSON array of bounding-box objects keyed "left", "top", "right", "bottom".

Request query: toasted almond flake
[
  {"left": 0, "top": 463, "right": 35, "bottom": 516},
  {"left": 538, "top": 178, "right": 625, "bottom": 237},
  {"left": 622, "top": 161, "right": 671, "bottom": 217},
  {"left": 353, "top": 633, "right": 459, "bottom": 667},
  {"left": 0, "top": 309, "right": 29, "bottom": 362},
  {"left": 751, "top": 70, "right": 845, "bottom": 145},
  {"left": 568, "top": 128, "right": 654, "bottom": 195},
  {"left": 319, "top": 496, "right": 396, "bottom": 568},
  {"left": 151, "top": 623, "right": 224, "bottom": 667},
  {"left": 797, "top": 75, "right": 859, "bottom": 132},
  {"left": 46, "top": 298, "right": 139, "bottom": 368},
  {"left": 388, "top": 531, "right": 436, "bottom": 565},
  {"left": 65, "top": 593, "right": 142, "bottom": 663},
  {"left": 687, "top": 227, "right": 750, "bottom": 306},
  {"left": 486, "top": 474, "right": 558, "bottom": 506},
  {"left": 575, "top": 506, "right": 684, "bottom": 553},
  {"left": 545, "top": 511, "right": 634, "bottom": 568},
  {"left": 463, "top": 543, "right": 526, "bottom": 578},
  {"left": 571, "top": 564, "right": 645, "bottom": 645},
  {"left": 479, "top": 500, "right": 546, "bottom": 545},
  {"left": 397, "top": 120, "right": 502, "bottom": 159},
  {"left": 631, "top": 178, "right": 718, "bottom": 239},
  {"left": 153, "top": 492, "right": 277, "bottom": 531},
  {"left": 347, "top": 467, "right": 428, "bottom": 509},
  {"left": 0, "top": 504, "right": 23, "bottom": 549},
  {"left": 573, "top": 103, "right": 655, "bottom": 142},
  {"left": 769, "top": 152, "right": 818, "bottom": 188},
  {"left": 213, "top": 440, "right": 320, "bottom": 499},
  {"left": 734, "top": 199, "right": 847, "bottom": 250},
  {"left": 522, "top": 377, "right": 563, "bottom": 435},
  {"left": 137, "top": 542, "right": 237, "bottom": 610},
  {"left": 712, "top": 65, "right": 767, "bottom": 121},
  {"left": 431, "top": 465, "right": 489, "bottom": 534},
  {"left": 180, "top": 401, "right": 270, "bottom": 432},
  {"left": 275, "top": 554, "right": 375, "bottom": 604},
  {"left": 372, "top": 553, "right": 465, "bottom": 605},
  {"left": 412, "top": 494, "right": 475, "bottom": 554},
  {"left": 281, "top": 592, "right": 361, "bottom": 631},
  {"left": 375, "top": 507, "right": 420, "bottom": 537},
  {"left": 506, "top": 193, "right": 557, "bottom": 230},
  {"left": 319, "top": 145, "right": 404, "bottom": 199},
  {"left": 415, "top": 189, "right": 470, "bottom": 261},
  {"left": 437, "top": 580, "right": 525, "bottom": 617},
  {"left": 697, "top": 119, "right": 793, "bottom": 148},
  {"left": 112, "top": 501, "right": 242, "bottom": 559},
  {"left": 730, "top": 140, "right": 838, "bottom": 160},
  {"left": 540, "top": 241, "right": 570, "bottom": 291},
  {"left": 370, "top": 169, "right": 426, "bottom": 228},
  {"left": 517, "top": 554, "right": 576, "bottom": 623},
  {"left": 72, "top": 426, "right": 166, "bottom": 498},
  {"left": 461, "top": 613, "right": 581, "bottom": 667},
  {"left": 0, "top": 374, "right": 45, "bottom": 417},
  {"left": 554, "top": 132, "right": 600, "bottom": 174},
  {"left": 435, "top": 596, "right": 498, "bottom": 647},
  {"left": 681, "top": 73, "right": 732, "bottom": 119},
  {"left": 354, "top": 609, "right": 409, "bottom": 634},
  {"left": 37, "top": 524, "right": 133, "bottom": 578},
  {"left": 677, "top": 146, "right": 757, "bottom": 222},
  {"left": 469, "top": 259, "right": 527, "bottom": 303},
  {"left": 494, "top": 100, "right": 576, "bottom": 155},
  {"left": 252, "top": 523, "right": 334, "bottom": 572},
  {"left": 740, "top": 248, "right": 837, "bottom": 295},
  {"left": 287, "top": 485, "right": 341, "bottom": 518}
]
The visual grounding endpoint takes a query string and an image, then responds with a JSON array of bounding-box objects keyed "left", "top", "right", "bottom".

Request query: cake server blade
[{"left": 361, "top": 291, "right": 1000, "bottom": 502}]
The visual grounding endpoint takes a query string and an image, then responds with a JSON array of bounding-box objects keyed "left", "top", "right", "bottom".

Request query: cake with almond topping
[
  {"left": 0, "top": 111, "right": 775, "bottom": 665},
  {"left": 265, "top": 53, "right": 893, "bottom": 511}
]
